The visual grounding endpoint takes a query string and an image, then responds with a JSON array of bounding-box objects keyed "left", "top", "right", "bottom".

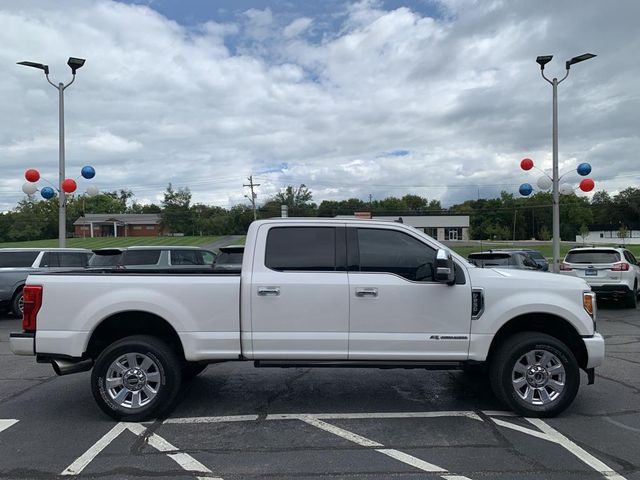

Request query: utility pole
[
  {"left": 244, "top": 175, "right": 260, "bottom": 221},
  {"left": 368, "top": 194, "right": 373, "bottom": 213}
]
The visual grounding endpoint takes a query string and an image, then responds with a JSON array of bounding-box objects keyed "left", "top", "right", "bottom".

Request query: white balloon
[
  {"left": 22, "top": 182, "right": 37, "bottom": 195},
  {"left": 560, "top": 183, "right": 574, "bottom": 195},
  {"left": 537, "top": 175, "right": 552, "bottom": 190},
  {"left": 86, "top": 184, "right": 99, "bottom": 197}
]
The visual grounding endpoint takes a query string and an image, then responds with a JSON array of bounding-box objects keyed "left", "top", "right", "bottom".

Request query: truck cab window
[
  {"left": 265, "top": 227, "right": 336, "bottom": 271},
  {"left": 357, "top": 228, "right": 436, "bottom": 281}
]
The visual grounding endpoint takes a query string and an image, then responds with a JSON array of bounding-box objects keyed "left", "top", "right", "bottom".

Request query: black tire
[
  {"left": 182, "top": 362, "right": 208, "bottom": 380},
  {"left": 10, "top": 289, "right": 23, "bottom": 318},
  {"left": 489, "top": 332, "right": 580, "bottom": 417},
  {"left": 91, "top": 335, "right": 183, "bottom": 421}
]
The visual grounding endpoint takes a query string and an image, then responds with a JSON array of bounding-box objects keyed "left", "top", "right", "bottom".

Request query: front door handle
[
  {"left": 257, "top": 286, "right": 280, "bottom": 296},
  {"left": 355, "top": 287, "right": 378, "bottom": 298}
]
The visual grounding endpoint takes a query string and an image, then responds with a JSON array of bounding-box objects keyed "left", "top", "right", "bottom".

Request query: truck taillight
[
  {"left": 560, "top": 262, "right": 572, "bottom": 271},
  {"left": 610, "top": 262, "right": 630, "bottom": 271},
  {"left": 22, "top": 285, "right": 43, "bottom": 333}
]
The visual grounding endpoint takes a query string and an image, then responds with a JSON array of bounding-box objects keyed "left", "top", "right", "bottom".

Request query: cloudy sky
[{"left": 1, "top": 0, "right": 639, "bottom": 212}]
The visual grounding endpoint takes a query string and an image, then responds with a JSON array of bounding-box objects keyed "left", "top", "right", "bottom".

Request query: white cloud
[
  {"left": 283, "top": 17, "right": 313, "bottom": 38},
  {"left": 86, "top": 131, "right": 143, "bottom": 153},
  {"left": 0, "top": 0, "right": 639, "bottom": 212}
]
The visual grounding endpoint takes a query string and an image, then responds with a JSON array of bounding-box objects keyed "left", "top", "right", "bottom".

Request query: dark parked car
[
  {"left": 212, "top": 245, "right": 244, "bottom": 272},
  {"left": 0, "top": 248, "right": 92, "bottom": 316},
  {"left": 89, "top": 246, "right": 216, "bottom": 270},
  {"left": 500, "top": 248, "right": 549, "bottom": 271},
  {"left": 467, "top": 250, "right": 541, "bottom": 270}
]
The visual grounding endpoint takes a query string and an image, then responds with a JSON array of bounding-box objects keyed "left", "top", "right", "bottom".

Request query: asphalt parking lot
[{"left": 1, "top": 303, "right": 639, "bottom": 479}]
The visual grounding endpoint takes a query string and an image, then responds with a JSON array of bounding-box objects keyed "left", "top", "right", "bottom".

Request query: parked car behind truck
[
  {"left": 0, "top": 248, "right": 91, "bottom": 317},
  {"left": 89, "top": 246, "right": 216, "bottom": 269},
  {"left": 10, "top": 219, "right": 604, "bottom": 420}
]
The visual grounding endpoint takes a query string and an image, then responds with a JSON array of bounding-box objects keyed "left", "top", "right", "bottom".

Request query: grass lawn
[{"left": 0, "top": 236, "right": 222, "bottom": 249}]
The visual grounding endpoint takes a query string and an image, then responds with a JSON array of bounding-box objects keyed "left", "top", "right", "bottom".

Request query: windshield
[
  {"left": 216, "top": 252, "right": 243, "bottom": 265},
  {"left": 89, "top": 253, "right": 122, "bottom": 267},
  {"left": 565, "top": 250, "right": 621, "bottom": 264},
  {"left": 526, "top": 251, "right": 546, "bottom": 260},
  {"left": 468, "top": 253, "right": 511, "bottom": 267}
]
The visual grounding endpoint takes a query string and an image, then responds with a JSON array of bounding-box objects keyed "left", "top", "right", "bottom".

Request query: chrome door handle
[
  {"left": 257, "top": 286, "right": 280, "bottom": 296},
  {"left": 355, "top": 287, "right": 378, "bottom": 297}
]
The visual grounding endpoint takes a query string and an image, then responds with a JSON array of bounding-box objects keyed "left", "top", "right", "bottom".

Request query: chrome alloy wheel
[
  {"left": 105, "top": 352, "right": 161, "bottom": 409},
  {"left": 18, "top": 295, "right": 24, "bottom": 314},
  {"left": 511, "top": 349, "right": 565, "bottom": 406}
]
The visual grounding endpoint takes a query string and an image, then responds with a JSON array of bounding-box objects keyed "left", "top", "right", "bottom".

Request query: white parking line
[
  {"left": 527, "top": 418, "right": 627, "bottom": 480},
  {"left": 299, "top": 416, "right": 472, "bottom": 479},
  {"left": 0, "top": 419, "right": 18, "bottom": 435},
  {"left": 299, "top": 416, "right": 383, "bottom": 447},
  {"left": 61, "top": 422, "right": 223, "bottom": 479},
  {"left": 486, "top": 413, "right": 627, "bottom": 480},
  {"left": 61, "top": 423, "right": 128, "bottom": 475},
  {"left": 267, "top": 411, "right": 483, "bottom": 421},
  {"left": 164, "top": 415, "right": 259, "bottom": 424}
]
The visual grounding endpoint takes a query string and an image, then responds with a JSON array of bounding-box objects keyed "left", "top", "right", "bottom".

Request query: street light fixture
[
  {"left": 537, "top": 52, "right": 596, "bottom": 272},
  {"left": 17, "top": 57, "right": 86, "bottom": 247},
  {"left": 536, "top": 55, "right": 553, "bottom": 69}
]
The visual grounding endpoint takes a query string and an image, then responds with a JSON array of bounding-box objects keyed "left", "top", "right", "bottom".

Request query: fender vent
[{"left": 471, "top": 289, "right": 484, "bottom": 319}]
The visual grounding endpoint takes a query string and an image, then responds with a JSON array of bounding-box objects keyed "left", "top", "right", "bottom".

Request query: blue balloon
[
  {"left": 41, "top": 187, "right": 56, "bottom": 199},
  {"left": 81, "top": 165, "right": 96, "bottom": 179},
  {"left": 519, "top": 183, "right": 533, "bottom": 196},
  {"left": 577, "top": 162, "right": 592, "bottom": 176}
]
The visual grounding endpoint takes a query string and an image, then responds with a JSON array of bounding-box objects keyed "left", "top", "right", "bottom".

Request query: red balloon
[
  {"left": 25, "top": 169, "right": 40, "bottom": 182},
  {"left": 579, "top": 178, "right": 595, "bottom": 192},
  {"left": 520, "top": 158, "right": 534, "bottom": 171},
  {"left": 62, "top": 179, "right": 77, "bottom": 193}
]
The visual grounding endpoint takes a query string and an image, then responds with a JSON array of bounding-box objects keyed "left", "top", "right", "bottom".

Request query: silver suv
[
  {"left": 560, "top": 246, "right": 640, "bottom": 308},
  {"left": 0, "top": 248, "right": 92, "bottom": 316},
  {"left": 89, "top": 246, "right": 216, "bottom": 269}
]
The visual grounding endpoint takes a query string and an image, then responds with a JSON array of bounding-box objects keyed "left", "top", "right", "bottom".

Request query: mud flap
[{"left": 586, "top": 367, "right": 595, "bottom": 385}]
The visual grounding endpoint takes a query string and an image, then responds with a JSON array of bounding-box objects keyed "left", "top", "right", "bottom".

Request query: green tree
[
  {"left": 266, "top": 184, "right": 316, "bottom": 216},
  {"left": 161, "top": 183, "right": 192, "bottom": 233}
]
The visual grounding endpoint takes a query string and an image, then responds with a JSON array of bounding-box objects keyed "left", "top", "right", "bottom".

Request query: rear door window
[
  {"left": 265, "top": 227, "right": 337, "bottom": 271},
  {"left": 565, "top": 250, "right": 620, "bottom": 264},
  {"left": 58, "top": 252, "right": 89, "bottom": 267},
  {"left": 170, "top": 250, "right": 206, "bottom": 266},
  {"left": 0, "top": 251, "right": 39, "bottom": 267}
]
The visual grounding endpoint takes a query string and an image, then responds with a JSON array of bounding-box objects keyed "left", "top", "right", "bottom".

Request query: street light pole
[
  {"left": 18, "top": 57, "right": 85, "bottom": 247},
  {"left": 536, "top": 53, "right": 595, "bottom": 272},
  {"left": 57, "top": 81, "right": 66, "bottom": 247}
]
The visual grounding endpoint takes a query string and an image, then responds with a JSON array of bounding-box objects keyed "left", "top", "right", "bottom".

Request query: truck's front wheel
[
  {"left": 91, "top": 335, "right": 182, "bottom": 421},
  {"left": 489, "top": 332, "right": 580, "bottom": 417}
]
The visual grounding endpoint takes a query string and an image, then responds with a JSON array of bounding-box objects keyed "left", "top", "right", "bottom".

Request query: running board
[{"left": 254, "top": 360, "right": 464, "bottom": 370}]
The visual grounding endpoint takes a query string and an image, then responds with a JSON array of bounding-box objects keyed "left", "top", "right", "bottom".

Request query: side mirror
[{"left": 435, "top": 249, "right": 455, "bottom": 284}]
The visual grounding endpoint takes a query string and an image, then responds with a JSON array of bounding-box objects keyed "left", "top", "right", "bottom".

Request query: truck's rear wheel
[
  {"left": 489, "top": 332, "right": 579, "bottom": 417},
  {"left": 91, "top": 335, "right": 182, "bottom": 421}
]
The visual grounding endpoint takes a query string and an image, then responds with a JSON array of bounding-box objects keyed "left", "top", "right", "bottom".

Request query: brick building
[{"left": 73, "top": 214, "right": 168, "bottom": 238}]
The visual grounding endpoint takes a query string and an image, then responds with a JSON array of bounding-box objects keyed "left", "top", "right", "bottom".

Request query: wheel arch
[
  {"left": 85, "top": 311, "right": 185, "bottom": 362},
  {"left": 487, "top": 313, "right": 588, "bottom": 369}
]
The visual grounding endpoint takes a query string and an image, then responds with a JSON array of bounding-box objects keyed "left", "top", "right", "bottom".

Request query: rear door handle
[
  {"left": 355, "top": 287, "right": 378, "bottom": 298},
  {"left": 257, "top": 286, "right": 280, "bottom": 296}
]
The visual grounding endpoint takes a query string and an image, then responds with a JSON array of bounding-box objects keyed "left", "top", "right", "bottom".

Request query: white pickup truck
[{"left": 10, "top": 219, "right": 604, "bottom": 420}]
